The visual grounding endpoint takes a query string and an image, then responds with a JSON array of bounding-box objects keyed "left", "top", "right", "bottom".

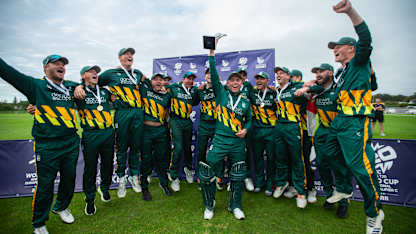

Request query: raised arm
[
  {"left": 334, "top": 0, "right": 372, "bottom": 65},
  {"left": 208, "top": 55, "right": 223, "bottom": 95},
  {"left": 0, "top": 58, "right": 36, "bottom": 102}
]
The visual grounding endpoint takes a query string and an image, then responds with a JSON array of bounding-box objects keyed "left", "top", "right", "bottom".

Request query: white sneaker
[
  {"left": 232, "top": 208, "right": 246, "bottom": 220},
  {"left": 244, "top": 178, "right": 254, "bottom": 191},
  {"left": 366, "top": 210, "right": 384, "bottom": 234},
  {"left": 273, "top": 182, "right": 289, "bottom": 199},
  {"left": 204, "top": 208, "right": 214, "bottom": 220},
  {"left": 52, "top": 208, "right": 74, "bottom": 224},
  {"left": 117, "top": 176, "right": 127, "bottom": 198},
  {"left": 284, "top": 186, "right": 297, "bottom": 199},
  {"left": 307, "top": 189, "right": 317, "bottom": 203},
  {"left": 184, "top": 167, "right": 194, "bottom": 184},
  {"left": 380, "top": 132, "right": 386, "bottom": 136},
  {"left": 254, "top": 187, "right": 261, "bottom": 193},
  {"left": 33, "top": 225, "right": 49, "bottom": 234},
  {"left": 265, "top": 190, "right": 273, "bottom": 197},
  {"left": 326, "top": 189, "right": 353, "bottom": 203},
  {"left": 296, "top": 195, "right": 307, "bottom": 209},
  {"left": 34, "top": 226, "right": 49, "bottom": 234},
  {"left": 128, "top": 175, "right": 142, "bottom": 193},
  {"left": 171, "top": 178, "right": 180, "bottom": 192}
]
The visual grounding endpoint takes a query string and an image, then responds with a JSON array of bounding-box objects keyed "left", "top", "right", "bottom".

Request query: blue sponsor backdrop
[{"left": 0, "top": 139, "right": 415, "bottom": 208}]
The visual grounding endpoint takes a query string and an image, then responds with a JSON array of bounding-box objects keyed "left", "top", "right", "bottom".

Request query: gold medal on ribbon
[
  {"left": 260, "top": 102, "right": 265, "bottom": 108},
  {"left": 97, "top": 105, "right": 104, "bottom": 111}
]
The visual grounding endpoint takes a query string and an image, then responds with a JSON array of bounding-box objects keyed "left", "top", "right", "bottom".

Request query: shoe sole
[
  {"left": 97, "top": 187, "right": 111, "bottom": 203},
  {"left": 128, "top": 177, "right": 142, "bottom": 193},
  {"left": 273, "top": 183, "right": 289, "bottom": 198},
  {"left": 52, "top": 210, "right": 74, "bottom": 224},
  {"left": 84, "top": 204, "right": 97, "bottom": 216}
]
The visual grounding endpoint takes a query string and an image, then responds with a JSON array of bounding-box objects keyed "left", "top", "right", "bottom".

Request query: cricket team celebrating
[{"left": 0, "top": 1, "right": 385, "bottom": 233}]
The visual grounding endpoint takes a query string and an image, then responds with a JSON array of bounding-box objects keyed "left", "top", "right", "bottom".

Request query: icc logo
[
  {"left": 256, "top": 57, "right": 266, "bottom": 69},
  {"left": 174, "top": 62, "right": 182, "bottom": 75},
  {"left": 238, "top": 57, "right": 248, "bottom": 69},
  {"left": 175, "top": 63, "right": 182, "bottom": 70},
  {"left": 205, "top": 60, "right": 209, "bottom": 68},
  {"left": 160, "top": 64, "right": 167, "bottom": 71},
  {"left": 372, "top": 142, "right": 397, "bottom": 174}
]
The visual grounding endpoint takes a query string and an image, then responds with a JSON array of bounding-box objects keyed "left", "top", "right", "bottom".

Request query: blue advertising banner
[{"left": 0, "top": 138, "right": 415, "bottom": 208}]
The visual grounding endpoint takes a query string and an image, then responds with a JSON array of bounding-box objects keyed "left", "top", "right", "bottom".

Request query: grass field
[
  {"left": 0, "top": 112, "right": 415, "bottom": 140},
  {"left": 0, "top": 180, "right": 415, "bottom": 233},
  {"left": 0, "top": 112, "right": 415, "bottom": 233}
]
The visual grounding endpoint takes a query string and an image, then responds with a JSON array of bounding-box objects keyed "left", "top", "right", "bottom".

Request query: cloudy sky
[{"left": 0, "top": 0, "right": 415, "bottom": 102}]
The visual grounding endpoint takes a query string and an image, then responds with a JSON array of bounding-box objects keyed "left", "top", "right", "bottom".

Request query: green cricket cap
[
  {"left": 182, "top": 71, "right": 196, "bottom": 79},
  {"left": 328, "top": 37, "right": 356, "bottom": 49},
  {"left": 163, "top": 74, "right": 172, "bottom": 80},
  {"left": 254, "top": 71, "right": 270, "bottom": 79},
  {"left": 311, "top": 63, "right": 334, "bottom": 73},
  {"left": 118, "top": 47, "right": 135, "bottom": 56},
  {"left": 236, "top": 67, "right": 247, "bottom": 75},
  {"left": 274, "top": 66, "right": 290, "bottom": 74},
  {"left": 228, "top": 71, "right": 243, "bottom": 80},
  {"left": 80, "top": 65, "right": 101, "bottom": 75},
  {"left": 290, "top": 69, "right": 302, "bottom": 78},
  {"left": 42, "top": 54, "right": 69, "bottom": 66},
  {"left": 151, "top": 73, "right": 164, "bottom": 80}
]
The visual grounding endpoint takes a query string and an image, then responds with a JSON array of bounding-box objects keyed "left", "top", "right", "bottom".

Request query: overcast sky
[{"left": 0, "top": 0, "right": 415, "bottom": 102}]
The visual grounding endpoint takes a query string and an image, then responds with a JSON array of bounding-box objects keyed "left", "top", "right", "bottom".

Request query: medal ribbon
[
  {"left": 45, "top": 77, "right": 70, "bottom": 96},
  {"left": 86, "top": 85, "right": 102, "bottom": 106}
]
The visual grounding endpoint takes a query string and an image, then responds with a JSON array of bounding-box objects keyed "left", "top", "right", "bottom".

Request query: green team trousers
[
  {"left": 274, "top": 122, "right": 307, "bottom": 195},
  {"left": 32, "top": 135, "right": 79, "bottom": 228},
  {"left": 81, "top": 127, "right": 114, "bottom": 203},
  {"left": 252, "top": 127, "right": 275, "bottom": 191},
  {"left": 114, "top": 108, "right": 143, "bottom": 177},
  {"left": 196, "top": 120, "right": 216, "bottom": 164},
  {"left": 140, "top": 124, "right": 170, "bottom": 189},
  {"left": 169, "top": 117, "right": 193, "bottom": 180},
  {"left": 314, "top": 125, "right": 351, "bottom": 206},
  {"left": 303, "top": 132, "right": 314, "bottom": 190},
  {"left": 326, "top": 115, "right": 382, "bottom": 217},
  {"left": 206, "top": 135, "right": 246, "bottom": 210}
]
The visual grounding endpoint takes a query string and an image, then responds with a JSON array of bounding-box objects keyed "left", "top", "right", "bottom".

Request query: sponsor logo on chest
[
  {"left": 316, "top": 97, "right": 333, "bottom": 106},
  {"left": 120, "top": 77, "right": 135, "bottom": 85},
  {"left": 51, "top": 92, "right": 71, "bottom": 101},
  {"left": 147, "top": 90, "right": 164, "bottom": 101}
]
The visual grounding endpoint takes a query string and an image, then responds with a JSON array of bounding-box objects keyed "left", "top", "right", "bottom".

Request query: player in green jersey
[
  {"left": 199, "top": 40, "right": 252, "bottom": 220},
  {"left": 272, "top": 66, "right": 309, "bottom": 209},
  {"left": 236, "top": 68, "right": 255, "bottom": 192},
  {"left": 248, "top": 71, "right": 277, "bottom": 195},
  {"left": 139, "top": 73, "right": 173, "bottom": 199},
  {"left": 285, "top": 69, "right": 317, "bottom": 203},
  {"left": 296, "top": 63, "right": 353, "bottom": 218},
  {"left": 0, "top": 55, "right": 79, "bottom": 234},
  {"left": 76, "top": 65, "right": 115, "bottom": 215},
  {"left": 167, "top": 72, "right": 200, "bottom": 192},
  {"left": 75, "top": 48, "right": 145, "bottom": 199}
]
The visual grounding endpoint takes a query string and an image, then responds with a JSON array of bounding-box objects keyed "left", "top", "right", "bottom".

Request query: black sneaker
[
  {"left": 98, "top": 186, "right": 111, "bottom": 202},
  {"left": 337, "top": 205, "right": 348, "bottom": 218},
  {"left": 84, "top": 202, "right": 96, "bottom": 216},
  {"left": 159, "top": 184, "right": 172, "bottom": 196},
  {"left": 323, "top": 201, "right": 334, "bottom": 210},
  {"left": 142, "top": 189, "right": 152, "bottom": 201}
]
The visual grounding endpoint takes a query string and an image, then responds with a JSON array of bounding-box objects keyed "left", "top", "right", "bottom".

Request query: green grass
[
  {"left": 0, "top": 112, "right": 415, "bottom": 233},
  {"left": 0, "top": 112, "right": 416, "bottom": 140},
  {"left": 0, "top": 180, "right": 415, "bottom": 233}
]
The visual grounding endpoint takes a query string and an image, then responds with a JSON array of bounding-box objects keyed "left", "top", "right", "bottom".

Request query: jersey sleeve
[
  {"left": 353, "top": 21, "right": 372, "bottom": 66},
  {"left": 0, "top": 57, "right": 37, "bottom": 101},
  {"left": 209, "top": 56, "right": 224, "bottom": 96},
  {"left": 244, "top": 102, "right": 252, "bottom": 132},
  {"left": 98, "top": 70, "right": 112, "bottom": 86}
]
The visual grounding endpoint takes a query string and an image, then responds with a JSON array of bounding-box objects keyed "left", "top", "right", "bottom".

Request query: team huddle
[{"left": 0, "top": 1, "right": 385, "bottom": 234}]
